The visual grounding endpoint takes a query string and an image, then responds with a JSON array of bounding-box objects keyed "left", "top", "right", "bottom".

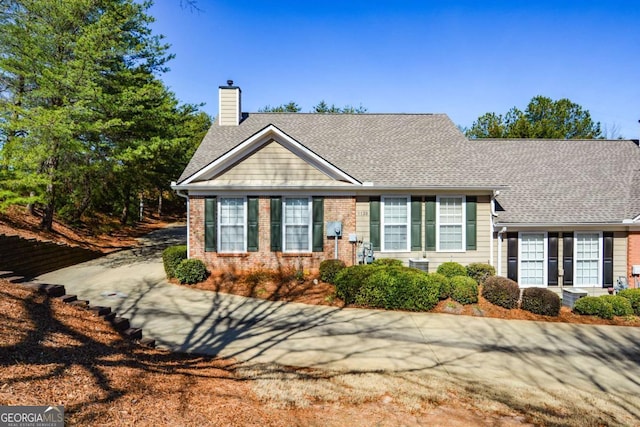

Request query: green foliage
[
  {"left": 0, "top": 0, "right": 210, "bottom": 228},
  {"left": 312, "top": 100, "right": 367, "bottom": 114},
  {"left": 573, "top": 296, "right": 614, "bottom": 319},
  {"left": 436, "top": 262, "right": 467, "bottom": 278},
  {"left": 465, "top": 96, "right": 602, "bottom": 140},
  {"left": 372, "top": 258, "right": 404, "bottom": 268},
  {"left": 319, "top": 259, "right": 347, "bottom": 284},
  {"left": 425, "top": 273, "right": 451, "bottom": 300},
  {"left": 617, "top": 289, "right": 640, "bottom": 315},
  {"left": 162, "top": 245, "right": 187, "bottom": 279},
  {"left": 450, "top": 276, "right": 478, "bottom": 305},
  {"left": 175, "top": 259, "right": 208, "bottom": 285},
  {"left": 354, "top": 267, "right": 439, "bottom": 311},
  {"left": 466, "top": 263, "right": 496, "bottom": 285},
  {"left": 334, "top": 264, "right": 379, "bottom": 304},
  {"left": 599, "top": 295, "right": 634, "bottom": 317},
  {"left": 482, "top": 276, "right": 520, "bottom": 309},
  {"left": 258, "top": 102, "right": 302, "bottom": 113},
  {"left": 521, "top": 288, "right": 560, "bottom": 316}
]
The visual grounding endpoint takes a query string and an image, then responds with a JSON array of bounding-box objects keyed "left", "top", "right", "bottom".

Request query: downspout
[
  {"left": 176, "top": 189, "right": 190, "bottom": 258},
  {"left": 489, "top": 191, "right": 497, "bottom": 267}
]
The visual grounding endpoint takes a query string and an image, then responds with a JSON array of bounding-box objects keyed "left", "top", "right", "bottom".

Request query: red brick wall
[
  {"left": 189, "top": 195, "right": 357, "bottom": 273},
  {"left": 628, "top": 231, "right": 640, "bottom": 288}
]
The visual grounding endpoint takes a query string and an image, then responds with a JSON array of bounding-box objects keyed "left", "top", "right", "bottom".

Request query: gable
[
  {"left": 208, "top": 140, "right": 337, "bottom": 185},
  {"left": 184, "top": 125, "right": 360, "bottom": 187}
]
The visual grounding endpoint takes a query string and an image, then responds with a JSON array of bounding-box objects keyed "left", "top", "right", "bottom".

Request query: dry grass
[{"left": 1, "top": 279, "right": 638, "bottom": 426}]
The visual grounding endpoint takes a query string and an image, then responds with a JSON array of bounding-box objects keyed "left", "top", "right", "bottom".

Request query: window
[
  {"left": 437, "top": 196, "right": 465, "bottom": 251},
  {"left": 284, "top": 197, "right": 311, "bottom": 252},
  {"left": 382, "top": 196, "right": 410, "bottom": 251},
  {"left": 575, "top": 232, "right": 601, "bottom": 286},
  {"left": 219, "top": 197, "right": 246, "bottom": 252},
  {"left": 519, "top": 233, "right": 546, "bottom": 286}
]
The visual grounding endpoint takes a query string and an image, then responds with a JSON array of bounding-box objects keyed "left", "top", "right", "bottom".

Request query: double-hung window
[
  {"left": 381, "top": 196, "right": 410, "bottom": 251},
  {"left": 437, "top": 196, "right": 465, "bottom": 251},
  {"left": 219, "top": 197, "right": 246, "bottom": 252},
  {"left": 519, "top": 232, "right": 546, "bottom": 286},
  {"left": 284, "top": 197, "right": 311, "bottom": 252},
  {"left": 575, "top": 232, "right": 601, "bottom": 286}
]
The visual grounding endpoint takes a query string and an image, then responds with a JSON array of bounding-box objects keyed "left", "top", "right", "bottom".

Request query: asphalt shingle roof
[{"left": 177, "top": 113, "right": 640, "bottom": 225}]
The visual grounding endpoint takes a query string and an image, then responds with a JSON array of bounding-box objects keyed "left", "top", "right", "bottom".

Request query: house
[{"left": 172, "top": 81, "right": 640, "bottom": 290}]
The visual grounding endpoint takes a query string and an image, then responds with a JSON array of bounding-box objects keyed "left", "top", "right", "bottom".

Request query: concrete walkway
[{"left": 37, "top": 226, "right": 640, "bottom": 403}]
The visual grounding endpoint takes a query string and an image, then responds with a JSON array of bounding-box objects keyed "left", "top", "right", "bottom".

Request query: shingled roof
[
  {"left": 471, "top": 138, "right": 640, "bottom": 224},
  {"left": 176, "top": 113, "right": 640, "bottom": 225}
]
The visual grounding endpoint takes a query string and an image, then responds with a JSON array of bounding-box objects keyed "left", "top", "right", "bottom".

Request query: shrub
[
  {"left": 450, "top": 275, "right": 478, "bottom": 305},
  {"left": 162, "top": 245, "right": 187, "bottom": 279},
  {"left": 372, "top": 258, "right": 404, "bottom": 268},
  {"left": 466, "top": 263, "right": 496, "bottom": 285},
  {"left": 617, "top": 289, "right": 640, "bottom": 315},
  {"left": 175, "top": 258, "right": 208, "bottom": 285},
  {"left": 600, "top": 295, "right": 634, "bottom": 317},
  {"left": 482, "top": 276, "right": 520, "bottom": 309},
  {"left": 319, "top": 259, "right": 346, "bottom": 284},
  {"left": 521, "top": 288, "right": 560, "bottom": 316},
  {"left": 334, "top": 264, "right": 379, "bottom": 304},
  {"left": 573, "top": 296, "right": 614, "bottom": 319},
  {"left": 436, "top": 262, "right": 466, "bottom": 278},
  {"left": 354, "top": 266, "right": 439, "bottom": 311},
  {"left": 426, "top": 273, "right": 451, "bottom": 300}
]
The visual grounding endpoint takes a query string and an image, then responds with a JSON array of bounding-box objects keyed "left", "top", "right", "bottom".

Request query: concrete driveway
[{"left": 37, "top": 225, "right": 640, "bottom": 409}]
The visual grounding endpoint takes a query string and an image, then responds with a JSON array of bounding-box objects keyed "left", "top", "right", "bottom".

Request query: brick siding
[{"left": 189, "top": 195, "right": 357, "bottom": 273}]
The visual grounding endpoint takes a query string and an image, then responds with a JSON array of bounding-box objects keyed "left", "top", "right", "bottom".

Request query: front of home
[{"left": 172, "top": 82, "right": 640, "bottom": 290}]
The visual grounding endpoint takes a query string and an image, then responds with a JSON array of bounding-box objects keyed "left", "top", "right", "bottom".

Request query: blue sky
[{"left": 149, "top": 1, "right": 640, "bottom": 138}]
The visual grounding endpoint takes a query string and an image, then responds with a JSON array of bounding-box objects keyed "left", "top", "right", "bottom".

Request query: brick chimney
[{"left": 218, "top": 80, "right": 241, "bottom": 126}]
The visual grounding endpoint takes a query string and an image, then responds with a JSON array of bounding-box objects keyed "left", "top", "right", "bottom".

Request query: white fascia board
[
  {"left": 494, "top": 221, "right": 634, "bottom": 228},
  {"left": 181, "top": 125, "right": 361, "bottom": 186}
]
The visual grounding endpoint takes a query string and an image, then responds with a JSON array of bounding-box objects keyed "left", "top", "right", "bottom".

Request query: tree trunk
[
  {"left": 120, "top": 189, "right": 130, "bottom": 225},
  {"left": 40, "top": 155, "right": 58, "bottom": 231},
  {"left": 27, "top": 191, "right": 36, "bottom": 216},
  {"left": 72, "top": 175, "right": 92, "bottom": 222},
  {"left": 157, "top": 189, "right": 163, "bottom": 218}
]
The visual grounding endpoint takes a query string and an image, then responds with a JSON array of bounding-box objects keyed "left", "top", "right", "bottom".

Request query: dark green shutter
[
  {"left": 425, "top": 196, "right": 436, "bottom": 251},
  {"left": 312, "top": 197, "right": 324, "bottom": 252},
  {"left": 563, "top": 233, "right": 574, "bottom": 286},
  {"left": 603, "top": 232, "right": 613, "bottom": 287},
  {"left": 370, "top": 197, "right": 380, "bottom": 251},
  {"left": 548, "top": 233, "right": 559, "bottom": 286},
  {"left": 411, "top": 197, "right": 422, "bottom": 251},
  {"left": 270, "top": 197, "right": 282, "bottom": 252},
  {"left": 507, "top": 232, "right": 518, "bottom": 282},
  {"left": 465, "top": 196, "right": 477, "bottom": 250},
  {"left": 204, "top": 197, "right": 217, "bottom": 252},
  {"left": 247, "top": 197, "right": 259, "bottom": 252}
]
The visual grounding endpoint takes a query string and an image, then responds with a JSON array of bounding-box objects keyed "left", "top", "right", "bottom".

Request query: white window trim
[
  {"left": 436, "top": 195, "right": 466, "bottom": 252},
  {"left": 282, "top": 196, "right": 312, "bottom": 253},
  {"left": 574, "top": 231, "right": 603, "bottom": 288},
  {"left": 381, "top": 195, "right": 411, "bottom": 252},
  {"left": 217, "top": 197, "right": 247, "bottom": 253},
  {"left": 518, "top": 232, "right": 548, "bottom": 288}
]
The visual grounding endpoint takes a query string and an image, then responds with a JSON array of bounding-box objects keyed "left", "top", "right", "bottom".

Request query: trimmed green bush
[
  {"left": 482, "top": 276, "right": 520, "bottom": 309},
  {"left": 618, "top": 288, "right": 640, "bottom": 315},
  {"left": 162, "top": 245, "right": 187, "bottom": 279},
  {"left": 436, "top": 262, "right": 467, "bottom": 278},
  {"left": 175, "top": 258, "right": 208, "bottom": 285},
  {"left": 521, "top": 288, "right": 560, "bottom": 316},
  {"left": 427, "top": 273, "right": 451, "bottom": 300},
  {"left": 334, "top": 264, "right": 379, "bottom": 304},
  {"left": 466, "top": 263, "right": 496, "bottom": 285},
  {"left": 372, "top": 258, "right": 404, "bottom": 267},
  {"left": 573, "top": 296, "right": 614, "bottom": 319},
  {"left": 354, "top": 266, "right": 439, "bottom": 311},
  {"left": 450, "top": 275, "right": 478, "bottom": 305},
  {"left": 319, "top": 259, "right": 346, "bottom": 284},
  {"left": 600, "top": 295, "right": 634, "bottom": 317}
]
